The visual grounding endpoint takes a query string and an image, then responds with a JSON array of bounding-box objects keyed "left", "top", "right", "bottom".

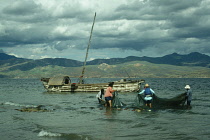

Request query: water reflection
[{"left": 104, "top": 107, "right": 112, "bottom": 118}]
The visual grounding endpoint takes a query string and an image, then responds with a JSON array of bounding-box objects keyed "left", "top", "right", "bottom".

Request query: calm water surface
[{"left": 0, "top": 78, "right": 210, "bottom": 140}]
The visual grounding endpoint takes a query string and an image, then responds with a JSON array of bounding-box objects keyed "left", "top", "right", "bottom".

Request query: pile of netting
[
  {"left": 133, "top": 93, "right": 187, "bottom": 109},
  {"left": 111, "top": 91, "right": 126, "bottom": 108}
]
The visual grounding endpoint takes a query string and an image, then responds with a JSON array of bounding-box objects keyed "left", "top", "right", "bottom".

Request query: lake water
[{"left": 0, "top": 78, "right": 210, "bottom": 140}]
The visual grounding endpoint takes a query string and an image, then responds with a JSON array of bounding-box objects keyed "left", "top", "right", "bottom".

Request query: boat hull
[{"left": 41, "top": 77, "right": 144, "bottom": 92}]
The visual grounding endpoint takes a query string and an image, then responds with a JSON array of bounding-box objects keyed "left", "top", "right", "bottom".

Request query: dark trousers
[
  {"left": 98, "top": 98, "right": 101, "bottom": 103},
  {"left": 187, "top": 100, "right": 191, "bottom": 106}
]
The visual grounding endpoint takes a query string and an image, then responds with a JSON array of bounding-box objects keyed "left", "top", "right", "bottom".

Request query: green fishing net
[
  {"left": 133, "top": 93, "right": 187, "bottom": 109},
  {"left": 112, "top": 92, "right": 126, "bottom": 108}
]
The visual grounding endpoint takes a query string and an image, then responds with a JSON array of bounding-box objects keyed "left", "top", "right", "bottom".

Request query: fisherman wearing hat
[
  {"left": 185, "top": 85, "right": 192, "bottom": 108},
  {"left": 138, "top": 84, "right": 155, "bottom": 108}
]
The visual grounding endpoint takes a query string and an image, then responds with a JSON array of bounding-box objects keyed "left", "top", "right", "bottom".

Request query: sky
[{"left": 1, "top": 0, "right": 210, "bottom": 61}]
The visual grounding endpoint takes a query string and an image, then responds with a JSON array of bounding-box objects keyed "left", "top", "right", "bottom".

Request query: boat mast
[{"left": 79, "top": 12, "right": 96, "bottom": 84}]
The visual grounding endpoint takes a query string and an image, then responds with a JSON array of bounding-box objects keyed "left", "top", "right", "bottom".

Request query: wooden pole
[{"left": 79, "top": 12, "right": 96, "bottom": 84}]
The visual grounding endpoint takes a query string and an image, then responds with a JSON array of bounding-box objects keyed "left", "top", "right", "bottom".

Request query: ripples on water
[{"left": 0, "top": 78, "right": 210, "bottom": 140}]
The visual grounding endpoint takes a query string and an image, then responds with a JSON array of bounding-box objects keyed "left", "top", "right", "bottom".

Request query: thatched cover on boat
[{"left": 48, "top": 76, "right": 71, "bottom": 86}]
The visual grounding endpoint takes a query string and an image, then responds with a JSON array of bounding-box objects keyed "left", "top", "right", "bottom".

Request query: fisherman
[
  {"left": 96, "top": 89, "right": 105, "bottom": 104},
  {"left": 104, "top": 82, "right": 116, "bottom": 107},
  {"left": 184, "top": 85, "right": 192, "bottom": 108},
  {"left": 138, "top": 84, "right": 155, "bottom": 108}
]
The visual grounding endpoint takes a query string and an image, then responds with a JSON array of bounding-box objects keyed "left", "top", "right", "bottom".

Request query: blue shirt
[
  {"left": 186, "top": 89, "right": 192, "bottom": 101},
  {"left": 138, "top": 88, "right": 155, "bottom": 95}
]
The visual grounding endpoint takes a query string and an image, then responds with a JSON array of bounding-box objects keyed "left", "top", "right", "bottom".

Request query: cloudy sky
[{"left": 1, "top": 0, "right": 210, "bottom": 61}]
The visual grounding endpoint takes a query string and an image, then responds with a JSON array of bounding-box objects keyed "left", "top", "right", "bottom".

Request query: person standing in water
[
  {"left": 138, "top": 84, "right": 155, "bottom": 108},
  {"left": 185, "top": 85, "right": 192, "bottom": 108},
  {"left": 104, "top": 82, "right": 115, "bottom": 107},
  {"left": 96, "top": 89, "right": 105, "bottom": 104}
]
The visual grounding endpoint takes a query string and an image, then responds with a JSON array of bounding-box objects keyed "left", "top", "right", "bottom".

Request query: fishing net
[
  {"left": 112, "top": 91, "right": 126, "bottom": 108},
  {"left": 133, "top": 93, "right": 187, "bottom": 109}
]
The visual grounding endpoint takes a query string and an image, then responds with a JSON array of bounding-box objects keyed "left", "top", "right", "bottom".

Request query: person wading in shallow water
[
  {"left": 184, "top": 85, "right": 192, "bottom": 109},
  {"left": 96, "top": 89, "right": 105, "bottom": 104},
  {"left": 138, "top": 84, "right": 155, "bottom": 108},
  {"left": 104, "top": 83, "right": 116, "bottom": 107}
]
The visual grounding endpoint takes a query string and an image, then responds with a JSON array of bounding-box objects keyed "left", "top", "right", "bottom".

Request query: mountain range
[{"left": 0, "top": 52, "right": 210, "bottom": 78}]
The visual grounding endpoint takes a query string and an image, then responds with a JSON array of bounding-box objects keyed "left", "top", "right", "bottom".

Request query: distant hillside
[
  {"left": 0, "top": 57, "right": 83, "bottom": 71},
  {"left": 87, "top": 52, "right": 210, "bottom": 67},
  {"left": 1, "top": 61, "right": 210, "bottom": 79},
  {"left": 0, "top": 53, "right": 17, "bottom": 60},
  {"left": 0, "top": 52, "right": 210, "bottom": 78}
]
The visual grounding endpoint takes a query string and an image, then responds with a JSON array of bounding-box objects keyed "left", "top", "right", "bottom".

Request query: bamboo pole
[{"left": 79, "top": 12, "right": 96, "bottom": 84}]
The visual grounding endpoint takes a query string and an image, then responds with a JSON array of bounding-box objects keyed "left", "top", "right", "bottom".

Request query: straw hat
[
  {"left": 145, "top": 84, "right": 149, "bottom": 87},
  {"left": 185, "top": 85, "right": 190, "bottom": 89}
]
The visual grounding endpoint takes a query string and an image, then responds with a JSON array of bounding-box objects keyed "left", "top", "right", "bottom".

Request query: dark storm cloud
[
  {"left": 96, "top": 0, "right": 209, "bottom": 53},
  {"left": 0, "top": 0, "right": 210, "bottom": 60},
  {"left": 0, "top": 0, "right": 98, "bottom": 55},
  {"left": 2, "top": 1, "right": 40, "bottom": 15},
  {"left": 1, "top": 1, "right": 48, "bottom": 46}
]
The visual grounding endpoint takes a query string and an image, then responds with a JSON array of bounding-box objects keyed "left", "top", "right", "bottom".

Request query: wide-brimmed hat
[
  {"left": 145, "top": 84, "right": 149, "bottom": 87},
  {"left": 185, "top": 85, "right": 190, "bottom": 89}
]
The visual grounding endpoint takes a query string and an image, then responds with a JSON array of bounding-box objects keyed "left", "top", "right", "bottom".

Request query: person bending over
[{"left": 96, "top": 89, "right": 105, "bottom": 104}]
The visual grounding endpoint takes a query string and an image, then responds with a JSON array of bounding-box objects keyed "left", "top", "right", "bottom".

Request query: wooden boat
[
  {"left": 41, "top": 76, "right": 145, "bottom": 92},
  {"left": 40, "top": 13, "right": 145, "bottom": 92}
]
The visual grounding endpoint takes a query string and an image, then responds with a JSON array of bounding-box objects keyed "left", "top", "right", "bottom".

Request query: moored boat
[
  {"left": 40, "top": 13, "right": 145, "bottom": 92},
  {"left": 41, "top": 76, "right": 145, "bottom": 92}
]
